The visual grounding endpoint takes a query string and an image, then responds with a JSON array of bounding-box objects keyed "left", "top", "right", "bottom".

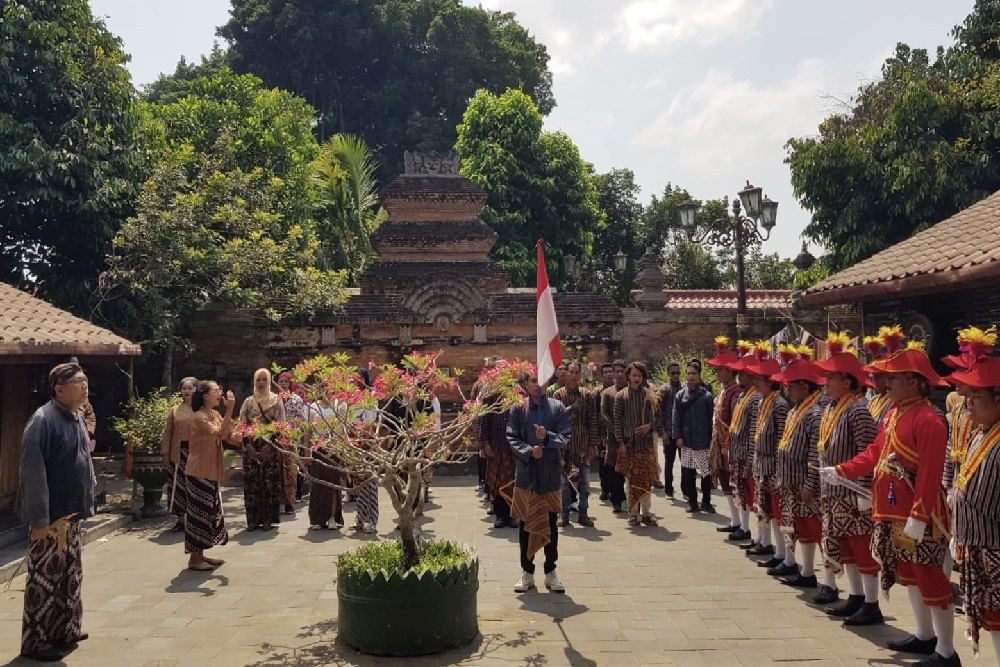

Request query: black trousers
[
  {"left": 477, "top": 454, "right": 487, "bottom": 486},
  {"left": 493, "top": 496, "right": 511, "bottom": 522},
  {"left": 680, "top": 466, "right": 713, "bottom": 509},
  {"left": 519, "top": 513, "right": 558, "bottom": 575},
  {"left": 607, "top": 467, "right": 626, "bottom": 507},
  {"left": 663, "top": 439, "right": 678, "bottom": 493},
  {"left": 598, "top": 457, "right": 611, "bottom": 493}
]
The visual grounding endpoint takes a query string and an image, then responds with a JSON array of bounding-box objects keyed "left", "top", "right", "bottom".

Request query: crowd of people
[
  {"left": 15, "top": 324, "right": 1000, "bottom": 665},
  {"left": 480, "top": 326, "right": 1000, "bottom": 667}
]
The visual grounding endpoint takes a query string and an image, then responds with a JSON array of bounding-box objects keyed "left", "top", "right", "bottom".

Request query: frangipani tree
[{"left": 237, "top": 351, "right": 529, "bottom": 568}]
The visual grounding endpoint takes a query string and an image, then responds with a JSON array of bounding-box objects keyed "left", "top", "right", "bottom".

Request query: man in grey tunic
[{"left": 18, "top": 362, "right": 95, "bottom": 662}]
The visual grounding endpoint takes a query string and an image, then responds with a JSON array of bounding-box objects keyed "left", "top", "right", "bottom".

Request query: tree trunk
[
  {"left": 383, "top": 469, "right": 422, "bottom": 570},
  {"left": 160, "top": 341, "right": 173, "bottom": 389}
]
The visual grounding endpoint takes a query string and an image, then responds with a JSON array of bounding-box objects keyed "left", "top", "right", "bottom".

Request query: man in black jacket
[
  {"left": 656, "top": 363, "right": 682, "bottom": 497},
  {"left": 673, "top": 363, "right": 716, "bottom": 513}
]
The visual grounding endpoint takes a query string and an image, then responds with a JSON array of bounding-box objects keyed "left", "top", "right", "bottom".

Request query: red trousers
[
  {"left": 897, "top": 562, "right": 954, "bottom": 609},
  {"left": 840, "top": 534, "right": 880, "bottom": 576},
  {"left": 795, "top": 517, "right": 822, "bottom": 545},
  {"left": 985, "top": 610, "right": 1000, "bottom": 632}
]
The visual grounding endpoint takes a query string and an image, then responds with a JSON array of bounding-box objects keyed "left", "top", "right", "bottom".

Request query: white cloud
[{"left": 617, "top": 0, "right": 774, "bottom": 51}]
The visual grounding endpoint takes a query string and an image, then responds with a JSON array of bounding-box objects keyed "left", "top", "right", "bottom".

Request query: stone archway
[{"left": 401, "top": 275, "right": 487, "bottom": 327}]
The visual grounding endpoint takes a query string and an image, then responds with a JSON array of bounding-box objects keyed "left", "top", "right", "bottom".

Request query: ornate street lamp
[
  {"left": 678, "top": 181, "right": 778, "bottom": 333},
  {"left": 613, "top": 249, "right": 628, "bottom": 273}
]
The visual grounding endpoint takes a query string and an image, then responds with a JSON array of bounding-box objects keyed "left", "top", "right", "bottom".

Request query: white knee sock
[
  {"left": 771, "top": 522, "right": 785, "bottom": 558},
  {"left": 783, "top": 538, "right": 796, "bottom": 567},
  {"left": 844, "top": 564, "right": 863, "bottom": 597},
  {"left": 991, "top": 631, "right": 1000, "bottom": 664},
  {"left": 824, "top": 568, "right": 838, "bottom": 590},
  {"left": 908, "top": 586, "right": 935, "bottom": 641},
  {"left": 740, "top": 508, "right": 750, "bottom": 532},
  {"left": 726, "top": 496, "right": 739, "bottom": 527},
  {"left": 942, "top": 550, "right": 954, "bottom": 577},
  {"left": 759, "top": 520, "right": 772, "bottom": 547},
  {"left": 931, "top": 605, "right": 956, "bottom": 658},
  {"left": 861, "top": 574, "right": 879, "bottom": 603},
  {"left": 800, "top": 543, "right": 817, "bottom": 578}
]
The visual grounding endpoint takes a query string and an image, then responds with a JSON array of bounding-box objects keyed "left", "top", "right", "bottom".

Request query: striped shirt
[
  {"left": 776, "top": 394, "right": 828, "bottom": 491},
  {"left": 729, "top": 391, "right": 760, "bottom": 465},
  {"left": 955, "top": 429, "right": 1000, "bottom": 548},
  {"left": 614, "top": 386, "right": 657, "bottom": 452},
  {"left": 819, "top": 396, "right": 876, "bottom": 498},
  {"left": 752, "top": 392, "right": 788, "bottom": 478},
  {"left": 553, "top": 386, "right": 599, "bottom": 466},
  {"left": 600, "top": 385, "right": 622, "bottom": 447}
]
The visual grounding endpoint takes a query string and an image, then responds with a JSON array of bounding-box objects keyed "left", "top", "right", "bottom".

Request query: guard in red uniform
[
  {"left": 823, "top": 346, "right": 958, "bottom": 667},
  {"left": 707, "top": 337, "right": 744, "bottom": 533}
]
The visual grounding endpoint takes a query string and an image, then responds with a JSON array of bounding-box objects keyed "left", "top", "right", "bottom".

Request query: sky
[{"left": 89, "top": 0, "right": 976, "bottom": 260}]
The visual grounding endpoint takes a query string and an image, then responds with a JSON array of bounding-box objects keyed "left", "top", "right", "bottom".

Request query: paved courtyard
[{"left": 0, "top": 463, "right": 988, "bottom": 667}]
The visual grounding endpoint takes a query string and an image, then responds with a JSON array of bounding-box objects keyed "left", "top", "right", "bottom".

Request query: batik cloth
[
  {"left": 21, "top": 519, "right": 83, "bottom": 656},
  {"left": 511, "top": 487, "right": 563, "bottom": 559},
  {"left": 184, "top": 476, "right": 229, "bottom": 553},
  {"left": 617, "top": 447, "right": 658, "bottom": 516}
]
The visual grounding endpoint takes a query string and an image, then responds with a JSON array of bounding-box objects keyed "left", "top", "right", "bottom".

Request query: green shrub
[
  {"left": 338, "top": 539, "right": 472, "bottom": 577},
  {"left": 650, "top": 345, "right": 719, "bottom": 392},
  {"left": 111, "top": 388, "right": 180, "bottom": 453}
]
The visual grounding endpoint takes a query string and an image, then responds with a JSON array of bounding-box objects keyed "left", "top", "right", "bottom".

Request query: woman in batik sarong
[
  {"left": 185, "top": 381, "right": 234, "bottom": 570},
  {"left": 613, "top": 362, "right": 659, "bottom": 527},
  {"left": 161, "top": 377, "right": 198, "bottom": 532},
  {"left": 239, "top": 369, "right": 287, "bottom": 531}
]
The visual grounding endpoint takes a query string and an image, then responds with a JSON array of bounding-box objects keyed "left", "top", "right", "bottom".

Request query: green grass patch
[{"left": 338, "top": 539, "right": 472, "bottom": 577}]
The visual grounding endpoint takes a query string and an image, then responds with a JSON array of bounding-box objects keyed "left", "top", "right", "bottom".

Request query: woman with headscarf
[
  {"left": 277, "top": 371, "right": 306, "bottom": 512},
  {"left": 161, "top": 377, "right": 198, "bottom": 532},
  {"left": 306, "top": 395, "right": 346, "bottom": 530},
  {"left": 239, "top": 369, "right": 287, "bottom": 531}
]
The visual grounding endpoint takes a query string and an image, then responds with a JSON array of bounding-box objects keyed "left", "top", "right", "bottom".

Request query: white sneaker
[
  {"left": 544, "top": 570, "right": 565, "bottom": 593},
  {"left": 513, "top": 571, "right": 535, "bottom": 592}
]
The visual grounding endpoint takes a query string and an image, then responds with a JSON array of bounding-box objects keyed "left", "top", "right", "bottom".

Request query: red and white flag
[{"left": 536, "top": 239, "right": 562, "bottom": 385}]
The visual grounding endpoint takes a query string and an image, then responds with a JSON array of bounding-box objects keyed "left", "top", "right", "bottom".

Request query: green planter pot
[{"left": 337, "top": 555, "right": 479, "bottom": 656}]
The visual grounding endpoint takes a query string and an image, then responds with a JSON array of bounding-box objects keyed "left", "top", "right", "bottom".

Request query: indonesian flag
[{"left": 536, "top": 239, "right": 562, "bottom": 385}]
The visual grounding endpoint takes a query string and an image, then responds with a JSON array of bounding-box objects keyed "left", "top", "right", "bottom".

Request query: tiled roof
[
  {"left": 380, "top": 175, "right": 487, "bottom": 203},
  {"left": 0, "top": 282, "right": 140, "bottom": 356},
  {"left": 490, "top": 293, "right": 622, "bottom": 323},
  {"left": 364, "top": 261, "right": 509, "bottom": 281},
  {"left": 802, "top": 189, "right": 1000, "bottom": 306},
  {"left": 662, "top": 290, "right": 791, "bottom": 311},
  {"left": 372, "top": 220, "right": 498, "bottom": 243}
]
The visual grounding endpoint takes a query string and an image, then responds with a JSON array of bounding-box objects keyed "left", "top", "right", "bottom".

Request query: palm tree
[{"left": 311, "top": 135, "right": 384, "bottom": 283}]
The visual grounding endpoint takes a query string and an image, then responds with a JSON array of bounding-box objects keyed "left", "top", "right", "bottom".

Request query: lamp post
[
  {"left": 678, "top": 181, "right": 778, "bottom": 333},
  {"left": 562, "top": 249, "right": 630, "bottom": 293}
]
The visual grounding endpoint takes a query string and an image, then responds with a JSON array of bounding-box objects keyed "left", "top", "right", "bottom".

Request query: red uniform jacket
[{"left": 837, "top": 397, "right": 948, "bottom": 525}]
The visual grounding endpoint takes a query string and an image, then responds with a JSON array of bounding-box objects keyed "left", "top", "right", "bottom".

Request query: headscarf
[{"left": 252, "top": 368, "right": 280, "bottom": 410}]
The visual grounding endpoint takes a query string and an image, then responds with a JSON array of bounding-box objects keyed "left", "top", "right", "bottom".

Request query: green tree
[
  {"left": 0, "top": 0, "right": 141, "bottom": 313},
  {"left": 311, "top": 135, "right": 386, "bottom": 284},
  {"left": 455, "top": 89, "right": 603, "bottom": 287},
  {"left": 102, "top": 71, "right": 346, "bottom": 383},
  {"left": 592, "top": 169, "right": 642, "bottom": 305},
  {"left": 787, "top": 1, "right": 1000, "bottom": 271},
  {"left": 217, "top": 0, "right": 554, "bottom": 178},
  {"left": 141, "top": 44, "right": 229, "bottom": 104}
]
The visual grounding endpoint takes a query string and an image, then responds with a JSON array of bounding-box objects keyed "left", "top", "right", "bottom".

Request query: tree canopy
[
  {"left": 455, "top": 89, "right": 603, "bottom": 288},
  {"left": 217, "top": 0, "right": 554, "bottom": 178},
  {"left": 786, "top": 0, "right": 1000, "bottom": 271},
  {"left": 0, "top": 0, "right": 142, "bottom": 313}
]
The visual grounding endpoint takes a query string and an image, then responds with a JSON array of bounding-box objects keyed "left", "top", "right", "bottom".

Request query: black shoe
[
  {"left": 494, "top": 518, "right": 506, "bottom": 528},
  {"left": 20, "top": 648, "right": 66, "bottom": 662},
  {"left": 745, "top": 544, "right": 775, "bottom": 556},
  {"left": 887, "top": 635, "right": 938, "bottom": 655},
  {"left": 701, "top": 502, "right": 716, "bottom": 514},
  {"left": 766, "top": 562, "right": 798, "bottom": 576},
  {"left": 716, "top": 524, "right": 739, "bottom": 533},
  {"left": 507, "top": 519, "right": 519, "bottom": 528},
  {"left": 758, "top": 557, "right": 783, "bottom": 569},
  {"left": 612, "top": 504, "right": 624, "bottom": 514},
  {"left": 826, "top": 594, "right": 864, "bottom": 617},
  {"left": 728, "top": 529, "right": 751, "bottom": 541},
  {"left": 813, "top": 584, "right": 839, "bottom": 605},
  {"left": 843, "top": 602, "right": 884, "bottom": 626},
  {"left": 914, "top": 652, "right": 961, "bottom": 667},
  {"left": 599, "top": 492, "right": 610, "bottom": 501},
  {"left": 685, "top": 505, "right": 699, "bottom": 513},
  {"left": 781, "top": 574, "right": 817, "bottom": 588}
]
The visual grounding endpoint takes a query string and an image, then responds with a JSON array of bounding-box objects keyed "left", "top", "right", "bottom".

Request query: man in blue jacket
[
  {"left": 507, "top": 370, "right": 571, "bottom": 593},
  {"left": 673, "top": 363, "right": 716, "bottom": 514}
]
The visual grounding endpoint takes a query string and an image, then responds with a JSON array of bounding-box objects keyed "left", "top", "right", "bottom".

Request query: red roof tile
[
  {"left": 0, "top": 283, "right": 140, "bottom": 356},
  {"left": 662, "top": 290, "right": 791, "bottom": 311},
  {"left": 802, "top": 189, "right": 1000, "bottom": 306}
]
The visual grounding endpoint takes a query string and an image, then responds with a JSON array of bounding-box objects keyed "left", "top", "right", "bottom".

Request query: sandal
[
  {"left": 627, "top": 516, "right": 639, "bottom": 527},
  {"left": 641, "top": 516, "right": 658, "bottom": 526},
  {"left": 187, "top": 562, "right": 215, "bottom": 571}
]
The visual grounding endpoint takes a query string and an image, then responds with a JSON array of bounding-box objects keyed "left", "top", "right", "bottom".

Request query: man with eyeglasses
[{"left": 18, "top": 362, "right": 96, "bottom": 662}]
